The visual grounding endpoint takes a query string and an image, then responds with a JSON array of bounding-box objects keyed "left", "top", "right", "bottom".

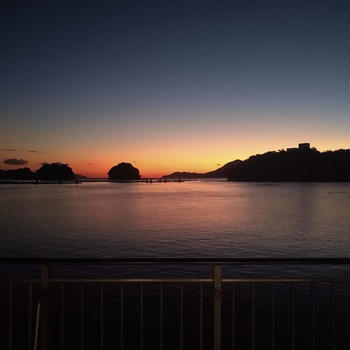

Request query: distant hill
[
  {"left": 227, "top": 148, "right": 350, "bottom": 182},
  {"left": 204, "top": 160, "right": 243, "bottom": 177},
  {"left": 162, "top": 160, "right": 242, "bottom": 179}
]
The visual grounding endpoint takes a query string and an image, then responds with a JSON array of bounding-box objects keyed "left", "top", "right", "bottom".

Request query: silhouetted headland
[
  {"left": 163, "top": 144, "right": 350, "bottom": 182},
  {"left": 108, "top": 162, "right": 141, "bottom": 180},
  {"left": 227, "top": 145, "right": 350, "bottom": 182}
]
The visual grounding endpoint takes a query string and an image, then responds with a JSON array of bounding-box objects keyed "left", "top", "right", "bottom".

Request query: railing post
[
  {"left": 214, "top": 265, "right": 222, "bottom": 350},
  {"left": 40, "top": 264, "right": 49, "bottom": 350}
]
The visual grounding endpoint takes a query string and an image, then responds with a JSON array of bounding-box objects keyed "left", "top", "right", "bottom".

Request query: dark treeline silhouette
[
  {"left": 227, "top": 148, "right": 350, "bottom": 182},
  {"left": 108, "top": 162, "right": 141, "bottom": 180}
]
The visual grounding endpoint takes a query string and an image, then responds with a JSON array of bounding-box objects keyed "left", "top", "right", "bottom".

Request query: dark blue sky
[{"left": 1, "top": 0, "right": 348, "bottom": 176}]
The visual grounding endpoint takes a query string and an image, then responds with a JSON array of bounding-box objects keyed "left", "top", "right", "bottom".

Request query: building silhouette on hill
[{"left": 287, "top": 142, "right": 310, "bottom": 152}]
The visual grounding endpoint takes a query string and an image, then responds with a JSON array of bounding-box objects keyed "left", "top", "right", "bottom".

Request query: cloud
[
  {"left": 2, "top": 148, "right": 43, "bottom": 153},
  {"left": 3, "top": 158, "right": 28, "bottom": 166}
]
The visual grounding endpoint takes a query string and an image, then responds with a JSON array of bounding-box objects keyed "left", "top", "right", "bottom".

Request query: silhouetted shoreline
[
  {"left": 0, "top": 178, "right": 191, "bottom": 184},
  {"left": 1, "top": 145, "right": 349, "bottom": 182}
]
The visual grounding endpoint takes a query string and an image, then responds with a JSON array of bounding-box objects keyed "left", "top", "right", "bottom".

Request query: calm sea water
[
  {"left": 1, "top": 182, "right": 349, "bottom": 350},
  {"left": 0, "top": 181, "right": 349, "bottom": 258}
]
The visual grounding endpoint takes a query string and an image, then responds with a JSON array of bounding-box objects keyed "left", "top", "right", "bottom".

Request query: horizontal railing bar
[
  {"left": 0, "top": 280, "right": 40, "bottom": 283},
  {"left": 52, "top": 278, "right": 213, "bottom": 283},
  {"left": 1, "top": 278, "right": 349, "bottom": 283},
  {"left": 0, "top": 279, "right": 213, "bottom": 283},
  {"left": 0, "top": 257, "right": 348, "bottom": 265},
  {"left": 222, "top": 279, "right": 350, "bottom": 283}
]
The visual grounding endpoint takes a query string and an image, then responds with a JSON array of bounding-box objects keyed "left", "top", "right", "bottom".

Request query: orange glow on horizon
[
  {"left": 1, "top": 125, "right": 348, "bottom": 178},
  {"left": 21, "top": 143, "right": 350, "bottom": 178}
]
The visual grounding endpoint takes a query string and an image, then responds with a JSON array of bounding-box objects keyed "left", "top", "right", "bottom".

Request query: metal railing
[{"left": 1, "top": 258, "right": 349, "bottom": 350}]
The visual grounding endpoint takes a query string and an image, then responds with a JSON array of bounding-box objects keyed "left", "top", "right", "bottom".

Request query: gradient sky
[{"left": 1, "top": 0, "right": 348, "bottom": 177}]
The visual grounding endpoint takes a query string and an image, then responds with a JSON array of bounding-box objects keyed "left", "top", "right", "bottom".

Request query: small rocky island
[
  {"left": 36, "top": 162, "right": 76, "bottom": 181},
  {"left": 108, "top": 162, "right": 141, "bottom": 180}
]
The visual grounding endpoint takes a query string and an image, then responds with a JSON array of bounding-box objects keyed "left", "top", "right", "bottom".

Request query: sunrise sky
[{"left": 1, "top": 0, "right": 348, "bottom": 178}]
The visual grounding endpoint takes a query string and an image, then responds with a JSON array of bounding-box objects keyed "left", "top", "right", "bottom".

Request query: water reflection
[{"left": 0, "top": 182, "right": 349, "bottom": 258}]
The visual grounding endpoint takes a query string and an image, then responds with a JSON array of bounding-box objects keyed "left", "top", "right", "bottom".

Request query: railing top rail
[
  {"left": 1, "top": 278, "right": 350, "bottom": 283},
  {"left": 0, "top": 257, "right": 349, "bottom": 265}
]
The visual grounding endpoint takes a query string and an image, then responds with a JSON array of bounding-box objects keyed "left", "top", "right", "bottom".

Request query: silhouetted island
[
  {"left": 36, "top": 162, "right": 76, "bottom": 181},
  {"left": 108, "top": 162, "right": 141, "bottom": 180},
  {"left": 0, "top": 167, "right": 35, "bottom": 180},
  {"left": 227, "top": 145, "right": 349, "bottom": 182}
]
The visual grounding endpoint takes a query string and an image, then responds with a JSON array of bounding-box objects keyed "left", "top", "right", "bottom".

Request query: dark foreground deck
[{"left": 0, "top": 258, "right": 349, "bottom": 350}]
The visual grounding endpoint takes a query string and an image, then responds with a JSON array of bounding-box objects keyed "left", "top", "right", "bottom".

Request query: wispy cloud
[
  {"left": 3, "top": 158, "right": 28, "bottom": 166},
  {"left": 2, "top": 148, "right": 43, "bottom": 153}
]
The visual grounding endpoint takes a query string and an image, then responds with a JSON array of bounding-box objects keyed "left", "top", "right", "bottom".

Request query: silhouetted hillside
[
  {"left": 108, "top": 162, "right": 141, "bottom": 180},
  {"left": 162, "top": 160, "right": 242, "bottom": 179},
  {"left": 36, "top": 163, "right": 75, "bottom": 180},
  {"left": 205, "top": 160, "right": 243, "bottom": 177},
  {"left": 162, "top": 171, "right": 202, "bottom": 179},
  {"left": 227, "top": 149, "right": 350, "bottom": 182},
  {"left": 0, "top": 167, "right": 35, "bottom": 180}
]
